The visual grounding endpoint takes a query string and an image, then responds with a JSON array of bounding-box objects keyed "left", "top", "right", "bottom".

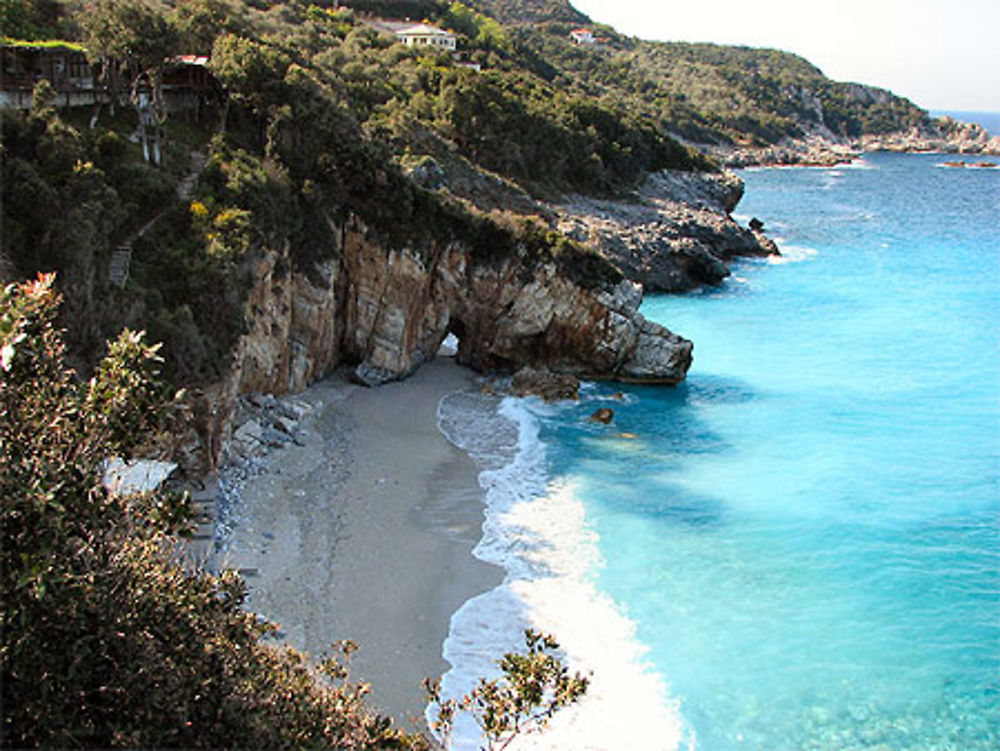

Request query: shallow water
[{"left": 440, "top": 152, "right": 999, "bottom": 750}]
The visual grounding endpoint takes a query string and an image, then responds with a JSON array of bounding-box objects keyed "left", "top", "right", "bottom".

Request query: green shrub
[
  {"left": 427, "top": 630, "right": 589, "bottom": 750},
  {"left": 0, "top": 275, "right": 426, "bottom": 749},
  {"left": 110, "top": 161, "right": 176, "bottom": 223}
]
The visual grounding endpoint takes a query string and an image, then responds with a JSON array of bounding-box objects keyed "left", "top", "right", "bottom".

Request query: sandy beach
[{"left": 220, "top": 358, "right": 502, "bottom": 731}]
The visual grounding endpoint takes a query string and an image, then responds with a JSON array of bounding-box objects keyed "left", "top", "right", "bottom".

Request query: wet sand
[{"left": 222, "top": 359, "right": 502, "bottom": 731}]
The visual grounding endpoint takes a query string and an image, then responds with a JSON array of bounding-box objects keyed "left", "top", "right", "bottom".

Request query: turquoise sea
[{"left": 438, "top": 152, "right": 1000, "bottom": 750}]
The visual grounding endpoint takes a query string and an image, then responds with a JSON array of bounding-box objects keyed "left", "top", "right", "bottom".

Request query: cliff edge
[{"left": 185, "top": 210, "right": 692, "bottom": 468}]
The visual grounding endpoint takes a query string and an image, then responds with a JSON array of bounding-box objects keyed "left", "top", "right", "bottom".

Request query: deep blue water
[
  {"left": 533, "top": 153, "right": 999, "bottom": 749},
  {"left": 440, "top": 152, "right": 999, "bottom": 750}
]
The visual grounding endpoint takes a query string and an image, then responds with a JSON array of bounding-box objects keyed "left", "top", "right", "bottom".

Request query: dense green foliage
[
  {"left": 1, "top": 0, "right": 933, "bottom": 383},
  {"left": 0, "top": 276, "right": 426, "bottom": 749},
  {"left": 208, "top": 0, "right": 709, "bottom": 197},
  {"left": 2, "top": 0, "right": 635, "bottom": 384},
  {"left": 0, "top": 97, "right": 248, "bottom": 383},
  {"left": 0, "top": 0, "right": 66, "bottom": 40},
  {"left": 461, "top": 0, "right": 587, "bottom": 25},
  {"left": 503, "top": 20, "right": 928, "bottom": 146}
]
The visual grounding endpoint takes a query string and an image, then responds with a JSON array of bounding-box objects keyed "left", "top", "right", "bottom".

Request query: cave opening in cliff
[{"left": 437, "top": 319, "right": 466, "bottom": 359}]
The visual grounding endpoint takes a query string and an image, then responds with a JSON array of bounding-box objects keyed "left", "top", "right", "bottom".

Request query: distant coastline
[{"left": 712, "top": 110, "right": 1000, "bottom": 169}]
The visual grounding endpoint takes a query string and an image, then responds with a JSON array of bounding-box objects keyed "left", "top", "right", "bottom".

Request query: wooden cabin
[
  {"left": 1, "top": 44, "right": 221, "bottom": 115},
  {"left": 0, "top": 43, "right": 99, "bottom": 109}
]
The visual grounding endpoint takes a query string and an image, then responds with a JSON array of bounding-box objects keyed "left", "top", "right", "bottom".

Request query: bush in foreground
[
  {"left": 1, "top": 274, "right": 586, "bottom": 749},
  {"left": 0, "top": 274, "right": 424, "bottom": 749},
  {"left": 427, "top": 630, "right": 589, "bottom": 751}
]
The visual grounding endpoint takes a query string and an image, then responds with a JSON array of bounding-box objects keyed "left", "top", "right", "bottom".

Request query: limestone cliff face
[
  {"left": 342, "top": 214, "right": 689, "bottom": 386},
  {"left": 192, "top": 210, "right": 692, "bottom": 466}
]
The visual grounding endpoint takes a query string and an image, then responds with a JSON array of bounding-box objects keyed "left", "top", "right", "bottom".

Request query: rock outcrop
[
  {"left": 712, "top": 116, "right": 1000, "bottom": 168},
  {"left": 856, "top": 116, "right": 998, "bottom": 155},
  {"left": 188, "top": 210, "right": 693, "bottom": 468},
  {"left": 336, "top": 216, "right": 690, "bottom": 386},
  {"left": 510, "top": 366, "right": 580, "bottom": 401},
  {"left": 554, "top": 169, "right": 779, "bottom": 292}
]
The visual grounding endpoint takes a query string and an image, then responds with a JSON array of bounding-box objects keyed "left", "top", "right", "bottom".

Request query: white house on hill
[
  {"left": 395, "top": 24, "right": 457, "bottom": 51},
  {"left": 570, "top": 28, "right": 596, "bottom": 45}
]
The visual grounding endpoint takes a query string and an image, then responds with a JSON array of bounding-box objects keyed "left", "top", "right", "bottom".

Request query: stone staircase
[
  {"left": 108, "top": 149, "right": 206, "bottom": 292},
  {"left": 177, "top": 477, "right": 219, "bottom": 571}
]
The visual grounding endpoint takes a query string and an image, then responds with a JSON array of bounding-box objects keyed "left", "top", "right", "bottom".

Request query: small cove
[{"left": 441, "top": 152, "right": 999, "bottom": 749}]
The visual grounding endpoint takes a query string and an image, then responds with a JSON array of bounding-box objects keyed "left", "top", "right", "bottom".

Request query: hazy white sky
[{"left": 572, "top": 0, "right": 1000, "bottom": 111}]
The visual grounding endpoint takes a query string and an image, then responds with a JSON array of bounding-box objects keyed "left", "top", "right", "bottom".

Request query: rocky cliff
[
  {"left": 554, "top": 169, "right": 779, "bottom": 292},
  {"left": 189, "top": 210, "right": 692, "bottom": 468},
  {"left": 406, "top": 149, "right": 778, "bottom": 294},
  {"left": 855, "top": 116, "right": 1000, "bottom": 155}
]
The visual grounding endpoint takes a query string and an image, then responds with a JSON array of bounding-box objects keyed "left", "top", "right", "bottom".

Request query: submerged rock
[
  {"left": 511, "top": 367, "right": 580, "bottom": 402},
  {"left": 589, "top": 408, "right": 614, "bottom": 424}
]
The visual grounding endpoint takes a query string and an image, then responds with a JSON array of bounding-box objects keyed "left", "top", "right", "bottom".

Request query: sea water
[{"left": 437, "top": 152, "right": 999, "bottom": 750}]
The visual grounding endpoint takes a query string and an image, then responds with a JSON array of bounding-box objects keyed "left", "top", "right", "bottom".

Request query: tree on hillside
[
  {"left": 170, "top": 0, "right": 244, "bottom": 53},
  {"left": 79, "top": 0, "right": 180, "bottom": 162},
  {"left": 0, "top": 0, "right": 64, "bottom": 39}
]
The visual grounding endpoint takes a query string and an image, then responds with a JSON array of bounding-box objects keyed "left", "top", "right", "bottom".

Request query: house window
[{"left": 69, "top": 59, "right": 90, "bottom": 78}]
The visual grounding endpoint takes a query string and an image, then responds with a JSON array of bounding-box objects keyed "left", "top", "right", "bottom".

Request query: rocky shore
[{"left": 554, "top": 169, "right": 779, "bottom": 293}]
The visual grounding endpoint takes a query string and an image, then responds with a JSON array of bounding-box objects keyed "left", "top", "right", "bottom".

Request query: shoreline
[
  {"left": 219, "top": 358, "right": 503, "bottom": 731},
  {"left": 710, "top": 128, "right": 1000, "bottom": 169}
]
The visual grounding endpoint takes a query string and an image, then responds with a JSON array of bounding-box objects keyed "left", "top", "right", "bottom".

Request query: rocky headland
[
  {"left": 713, "top": 115, "right": 1000, "bottom": 168},
  {"left": 554, "top": 169, "right": 779, "bottom": 292}
]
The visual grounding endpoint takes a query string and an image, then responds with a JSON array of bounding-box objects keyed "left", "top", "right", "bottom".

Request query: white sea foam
[
  {"left": 840, "top": 157, "right": 877, "bottom": 170},
  {"left": 767, "top": 243, "right": 818, "bottom": 264},
  {"left": 435, "top": 394, "right": 687, "bottom": 751}
]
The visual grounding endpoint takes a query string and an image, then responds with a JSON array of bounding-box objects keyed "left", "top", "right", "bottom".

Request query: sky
[{"left": 571, "top": 0, "right": 1000, "bottom": 111}]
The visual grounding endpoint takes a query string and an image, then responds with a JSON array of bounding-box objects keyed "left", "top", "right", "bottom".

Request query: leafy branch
[{"left": 426, "top": 629, "right": 589, "bottom": 750}]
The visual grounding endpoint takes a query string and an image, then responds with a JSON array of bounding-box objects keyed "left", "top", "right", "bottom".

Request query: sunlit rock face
[
  {"left": 188, "top": 209, "right": 692, "bottom": 466},
  {"left": 333, "top": 213, "right": 691, "bottom": 386}
]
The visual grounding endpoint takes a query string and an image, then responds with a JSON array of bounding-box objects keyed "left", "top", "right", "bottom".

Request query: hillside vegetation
[
  {"left": 0, "top": 0, "right": 939, "bottom": 396},
  {"left": 1, "top": 0, "right": 938, "bottom": 426},
  {"left": 462, "top": 2, "right": 928, "bottom": 146},
  {"left": 0, "top": 1, "right": 947, "bottom": 747}
]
